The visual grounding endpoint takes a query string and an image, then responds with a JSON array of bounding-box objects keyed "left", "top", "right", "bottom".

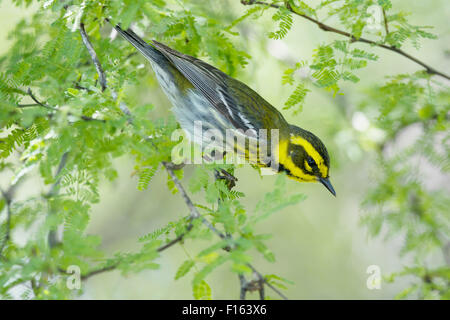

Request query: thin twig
[
  {"left": 73, "top": 83, "right": 93, "bottom": 93},
  {"left": 0, "top": 176, "right": 24, "bottom": 259},
  {"left": 80, "top": 23, "right": 107, "bottom": 91},
  {"left": 0, "top": 187, "right": 14, "bottom": 258},
  {"left": 239, "top": 272, "right": 266, "bottom": 300},
  {"left": 255, "top": 271, "right": 265, "bottom": 300},
  {"left": 239, "top": 274, "right": 248, "bottom": 300},
  {"left": 46, "top": 152, "right": 69, "bottom": 198},
  {"left": 215, "top": 168, "right": 238, "bottom": 190},
  {"left": 164, "top": 162, "right": 286, "bottom": 300},
  {"left": 111, "top": 90, "right": 133, "bottom": 123},
  {"left": 157, "top": 223, "right": 193, "bottom": 252},
  {"left": 27, "top": 89, "right": 57, "bottom": 111},
  {"left": 163, "top": 162, "right": 200, "bottom": 220},
  {"left": 247, "top": 264, "right": 288, "bottom": 300},
  {"left": 74, "top": 224, "right": 194, "bottom": 281},
  {"left": 0, "top": 176, "right": 26, "bottom": 260},
  {"left": 80, "top": 263, "right": 118, "bottom": 280},
  {"left": 23, "top": 89, "right": 104, "bottom": 123},
  {"left": 443, "top": 241, "right": 450, "bottom": 266},
  {"left": 241, "top": 0, "right": 450, "bottom": 81},
  {"left": 17, "top": 103, "right": 42, "bottom": 108},
  {"left": 46, "top": 152, "right": 69, "bottom": 249},
  {"left": 162, "top": 161, "right": 227, "bottom": 240},
  {"left": 382, "top": 8, "right": 389, "bottom": 36}
]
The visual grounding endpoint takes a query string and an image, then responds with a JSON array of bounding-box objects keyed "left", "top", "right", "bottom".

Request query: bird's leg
[{"left": 214, "top": 168, "right": 238, "bottom": 190}]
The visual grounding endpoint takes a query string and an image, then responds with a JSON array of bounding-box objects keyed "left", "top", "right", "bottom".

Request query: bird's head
[{"left": 279, "top": 125, "right": 335, "bottom": 196}]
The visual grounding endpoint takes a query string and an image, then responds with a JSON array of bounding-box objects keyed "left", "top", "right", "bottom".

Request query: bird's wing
[{"left": 151, "top": 41, "right": 287, "bottom": 135}]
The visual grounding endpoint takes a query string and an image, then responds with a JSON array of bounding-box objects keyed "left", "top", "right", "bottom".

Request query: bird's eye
[{"left": 307, "top": 157, "right": 316, "bottom": 167}]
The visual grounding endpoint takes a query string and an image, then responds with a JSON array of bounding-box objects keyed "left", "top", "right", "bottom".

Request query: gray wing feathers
[
  {"left": 115, "top": 26, "right": 261, "bottom": 133},
  {"left": 151, "top": 41, "right": 251, "bottom": 130}
]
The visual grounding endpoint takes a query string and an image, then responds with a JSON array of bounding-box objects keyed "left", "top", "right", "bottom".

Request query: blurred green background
[{"left": 1, "top": 0, "right": 448, "bottom": 299}]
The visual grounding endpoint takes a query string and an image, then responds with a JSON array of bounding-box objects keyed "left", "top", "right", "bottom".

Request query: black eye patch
[{"left": 307, "top": 157, "right": 316, "bottom": 168}]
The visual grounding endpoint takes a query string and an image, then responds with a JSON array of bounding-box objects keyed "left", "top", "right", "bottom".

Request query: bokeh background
[{"left": 1, "top": 0, "right": 449, "bottom": 299}]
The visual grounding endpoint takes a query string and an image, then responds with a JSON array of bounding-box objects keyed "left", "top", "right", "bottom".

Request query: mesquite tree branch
[
  {"left": 239, "top": 274, "right": 248, "bottom": 300},
  {"left": 164, "top": 162, "right": 286, "bottom": 300},
  {"left": 46, "top": 152, "right": 69, "bottom": 248},
  {"left": 79, "top": 21, "right": 133, "bottom": 118},
  {"left": 80, "top": 264, "right": 118, "bottom": 280},
  {"left": 46, "top": 152, "right": 69, "bottom": 198},
  {"left": 0, "top": 185, "right": 17, "bottom": 258},
  {"left": 241, "top": 0, "right": 450, "bottom": 81},
  {"left": 80, "top": 23, "right": 107, "bottom": 91},
  {"left": 0, "top": 175, "right": 27, "bottom": 260},
  {"left": 247, "top": 264, "right": 287, "bottom": 300},
  {"left": 22, "top": 89, "right": 105, "bottom": 123},
  {"left": 382, "top": 8, "right": 389, "bottom": 36},
  {"left": 162, "top": 161, "right": 227, "bottom": 240},
  {"left": 239, "top": 272, "right": 266, "bottom": 300},
  {"left": 78, "top": 223, "right": 194, "bottom": 281},
  {"left": 26, "top": 88, "right": 57, "bottom": 110},
  {"left": 156, "top": 224, "right": 193, "bottom": 252},
  {"left": 214, "top": 169, "right": 265, "bottom": 300}
]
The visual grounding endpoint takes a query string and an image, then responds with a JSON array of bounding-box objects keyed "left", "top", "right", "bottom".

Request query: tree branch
[
  {"left": 239, "top": 272, "right": 266, "bottom": 300},
  {"left": 23, "top": 89, "right": 105, "bottom": 123},
  {"left": 17, "top": 103, "right": 42, "bottom": 108},
  {"left": 382, "top": 8, "right": 389, "bottom": 36},
  {"left": 27, "top": 88, "right": 57, "bottom": 111},
  {"left": 77, "top": 223, "right": 195, "bottom": 281},
  {"left": 247, "top": 264, "right": 287, "bottom": 300},
  {"left": 79, "top": 22, "right": 133, "bottom": 119},
  {"left": 241, "top": 0, "right": 450, "bottom": 81},
  {"left": 79, "top": 23, "right": 107, "bottom": 91},
  {"left": 157, "top": 223, "right": 193, "bottom": 252},
  {"left": 239, "top": 274, "right": 248, "bottom": 300},
  {"left": 0, "top": 176, "right": 26, "bottom": 260},
  {"left": 443, "top": 241, "right": 450, "bottom": 266},
  {"left": 0, "top": 186, "right": 16, "bottom": 258},
  {"left": 46, "top": 152, "right": 69, "bottom": 248},
  {"left": 46, "top": 152, "right": 69, "bottom": 198},
  {"left": 80, "top": 263, "right": 118, "bottom": 280},
  {"left": 163, "top": 161, "right": 287, "bottom": 300},
  {"left": 162, "top": 161, "right": 227, "bottom": 240}
]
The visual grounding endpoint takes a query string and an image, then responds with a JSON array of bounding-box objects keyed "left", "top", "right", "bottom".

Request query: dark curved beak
[{"left": 319, "top": 177, "right": 336, "bottom": 197}]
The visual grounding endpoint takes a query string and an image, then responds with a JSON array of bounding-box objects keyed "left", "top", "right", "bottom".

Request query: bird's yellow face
[{"left": 277, "top": 125, "right": 336, "bottom": 196}]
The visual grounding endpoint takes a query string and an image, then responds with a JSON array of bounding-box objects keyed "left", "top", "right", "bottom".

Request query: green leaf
[
  {"left": 350, "top": 48, "right": 378, "bottom": 61},
  {"left": 265, "top": 274, "right": 294, "bottom": 290},
  {"left": 284, "top": 83, "right": 310, "bottom": 112},
  {"left": 231, "top": 263, "right": 252, "bottom": 274},
  {"left": 193, "top": 255, "right": 229, "bottom": 285},
  {"left": 268, "top": 7, "right": 293, "bottom": 40},
  {"left": 137, "top": 166, "right": 157, "bottom": 191},
  {"left": 175, "top": 260, "right": 195, "bottom": 280},
  {"left": 193, "top": 280, "right": 212, "bottom": 300}
]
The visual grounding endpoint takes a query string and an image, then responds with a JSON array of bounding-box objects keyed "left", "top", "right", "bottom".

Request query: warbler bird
[{"left": 113, "top": 24, "right": 336, "bottom": 196}]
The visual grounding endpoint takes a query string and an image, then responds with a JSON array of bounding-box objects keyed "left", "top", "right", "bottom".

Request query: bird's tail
[{"left": 112, "top": 23, "right": 165, "bottom": 63}]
